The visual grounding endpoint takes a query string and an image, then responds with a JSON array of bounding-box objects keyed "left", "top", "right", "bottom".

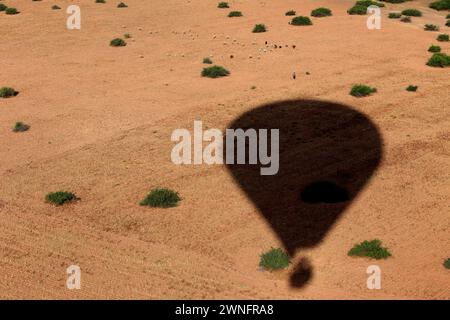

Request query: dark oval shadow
[{"left": 224, "top": 99, "right": 383, "bottom": 288}]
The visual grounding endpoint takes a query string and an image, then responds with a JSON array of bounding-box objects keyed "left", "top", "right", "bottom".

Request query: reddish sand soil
[{"left": 0, "top": 0, "right": 449, "bottom": 299}]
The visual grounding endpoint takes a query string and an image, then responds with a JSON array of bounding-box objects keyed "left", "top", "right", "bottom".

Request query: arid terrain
[{"left": 0, "top": 0, "right": 449, "bottom": 299}]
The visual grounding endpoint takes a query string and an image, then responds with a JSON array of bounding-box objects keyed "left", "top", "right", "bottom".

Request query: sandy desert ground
[{"left": 0, "top": 0, "right": 449, "bottom": 299}]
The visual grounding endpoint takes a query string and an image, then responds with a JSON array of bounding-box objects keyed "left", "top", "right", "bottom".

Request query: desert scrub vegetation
[
  {"left": 0, "top": 87, "right": 18, "bottom": 98},
  {"left": 348, "top": 240, "right": 391, "bottom": 259},
  {"left": 348, "top": 1, "right": 384, "bottom": 15},
  {"left": 228, "top": 11, "right": 242, "bottom": 17},
  {"left": 348, "top": 5, "right": 368, "bottom": 15},
  {"left": 380, "top": 0, "right": 408, "bottom": 2},
  {"left": 437, "top": 33, "right": 449, "bottom": 41},
  {"left": 201, "top": 65, "right": 230, "bottom": 78},
  {"left": 400, "top": 16, "right": 412, "bottom": 23},
  {"left": 444, "top": 258, "right": 450, "bottom": 269},
  {"left": 291, "top": 16, "right": 313, "bottom": 26},
  {"left": 217, "top": 2, "right": 229, "bottom": 8},
  {"left": 202, "top": 57, "right": 213, "bottom": 64},
  {"left": 406, "top": 85, "right": 418, "bottom": 92},
  {"left": 401, "top": 9, "right": 422, "bottom": 17},
  {"left": 110, "top": 38, "right": 127, "bottom": 47},
  {"left": 259, "top": 248, "right": 290, "bottom": 271},
  {"left": 13, "top": 122, "right": 30, "bottom": 132},
  {"left": 96, "top": 0, "right": 106, "bottom": 3},
  {"left": 5, "top": 7, "right": 18, "bottom": 15},
  {"left": 52, "top": 5, "right": 61, "bottom": 10},
  {"left": 117, "top": 2, "right": 128, "bottom": 8},
  {"left": 424, "top": 24, "right": 440, "bottom": 31},
  {"left": 428, "top": 45, "right": 441, "bottom": 52},
  {"left": 446, "top": 20, "right": 450, "bottom": 27},
  {"left": 447, "top": 14, "right": 450, "bottom": 19},
  {"left": 350, "top": 84, "right": 377, "bottom": 97},
  {"left": 46, "top": 191, "right": 77, "bottom": 206},
  {"left": 429, "top": 0, "right": 450, "bottom": 10},
  {"left": 311, "top": 7, "right": 332, "bottom": 17},
  {"left": 388, "top": 12, "right": 401, "bottom": 19},
  {"left": 285, "top": 10, "right": 296, "bottom": 16},
  {"left": 140, "top": 188, "right": 181, "bottom": 208},
  {"left": 0, "top": 4, "right": 7, "bottom": 11},
  {"left": 426, "top": 52, "right": 450, "bottom": 67},
  {"left": 252, "top": 24, "right": 267, "bottom": 33}
]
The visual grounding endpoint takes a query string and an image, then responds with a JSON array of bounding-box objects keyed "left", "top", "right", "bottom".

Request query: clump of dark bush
[
  {"left": 52, "top": 5, "right": 61, "bottom": 10},
  {"left": 218, "top": 2, "right": 229, "bottom": 8},
  {"left": 203, "top": 57, "right": 213, "bottom": 64},
  {"left": 13, "top": 122, "right": 30, "bottom": 132},
  {"left": 259, "top": 248, "right": 290, "bottom": 271},
  {"left": 401, "top": 9, "right": 422, "bottom": 16},
  {"left": 110, "top": 38, "right": 127, "bottom": 46},
  {"left": 140, "top": 188, "right": 181, "bottom": 208},
  {"left": 406, "top": 85, "right": 418, "bottom": 92},
  {"left": 446, "top": 20, "right": 450, "bottom": 27},
  {"left": 285, "top": 10, "right": 296, "bottom": 16},
  {"left": 429, "top": 0, "right": 450, "bottom": 11},
  {"left": 348, "top": 5, "right": 368, "bottom": 15},
  {"left": 444, "top": 258, "right": 450, "bottom": 269},
  {"left": 350, "top": 84, "right": 377, "bottom": 97},
  {"left": 428, "top": 45, "right": 441, "bottom": 52},
  {"left": 401, "top": 16, "right": 412, "bottom": 23},
  {"left": 46, "top": 191, "right": 77, "bottom": 206},
  {"left": 424, "top": 24, "right": 440, "bottom": 31},
  {"left": 426, "top": 52, "right": 450, "bottom": 67},
  {"left": 388, "top": 12, "right": 401, "bottom": 19},
  {"left": 0, "top": 87, "right": 18, "bottom": 98},
  {"left": 0, "top": 4, "right": 7, "bottom": 11},
  {"left": 437, "top": 33, "right": 449, "bottom": 41},
  {"left": 5, "top": 7, "right": 18, "bottom": 15},
  {"left": 117, "top": 2, "right": 128, "bottom": 8},
  {"left": 311, "top": 7, "right": 332, "bottom": 17},
  {"left": 252, "top": 24, "right": 267, "bottom": 33},
  {"left": 201, "top": 65, "right": 230, "bottom": 78},
  {"left": 348, "top": 240, "right": 391, "bottom": 259},
  {"left": 96, "top": 0, "right": 106, "bottom": 3},
  {"left": 291, "top": 16, "right": 312, "bottom": 25},
  {"left": 228, "top": 11, "right": 242, "bottom": 17}
]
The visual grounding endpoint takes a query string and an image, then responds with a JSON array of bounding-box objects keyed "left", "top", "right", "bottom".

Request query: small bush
[
  {"left": 46, "top": 191, "right": 77, "bottom": 206},
  {"left": 348, "top": 240, "right": 391, "bottom": 259},
  {"left": 124, "top": 33, "right": 131, "bottom": 39},
  {"left": 203, "top": 57, "right": 213, "bottom": 64},
  {"left": 388, "top": 12, "right": 401, "bottom": 19},
  {"left": 0, "top": 87, "right": 18, "bottom": 98},
  {"left": 401, "top": 16, "right": 412, "bottom": 23},
  {"left": 444, "top": 258, "right": 450, "bottom": 269},
  {"left": 401, "top": 9, "right": 422, "bottom": 17},
  {"left": 428, "top": 45, "right": 441, "bottom": 52},
  {"left": 429, "top": 0, "right": 450, "bottom": 11},
  {"left": 228, "top": 11, "right": 242, "bottom": 17},
  {"left": 291, "top": 16, "right": 313, "bottom": 26},
  {"left": 117, "top": 2, "right": 128, "bottom": 8},
  {"left": 52, "top": 5, "right": 61, "bottom": 10},
  {"left": 311, "top": 7, "right": 332, "bottom": 17},
  {"left": 426, "top": 52, "right": 450, "bottom": 67},
  {"left": 350, "top": 84, "right": 377, "bottom": 97},
  {"left": 424, "top": 24, "right": 440, "bottom": 31},
  {"left": 201, "top": 65, "right": 230, "bottom": 78},
  {"left": 0, "top": 4, "right": 7, "bottom": 11},
  {"left": 348, "top": 5, "right": 368, "bottom": 15},
  {"left": 447, "top": 14, "right": 450, "bottom": 19},
  {"left": 140, "top": 188, "right": 181, "bottom": 208},
  {"left": 252, "top": 24, "right": 267, "bottom": 33},
  {"left": 5, "top": 7, "right": 18, "bottom": 15},
  {"left": 446, "top": 20, "right": 450, "bottom": 27},
  {"left": 96, "top": 0, "right": 106, "bottom": 3},
  {"left": 218, "top": 2, "right": 229, "bottom": 8},
  {"left": 110, "top": 38, "right": 127, "bottom": 47},
  {"left": 437, "top": 33, "right": 449, "bottom": 41},
  {"left": 259, "top": 248, "right": 290, "bottom": 271},
  {"left": 13, "top": 122, "right": 30, "bottom": 132},
  {"left": 406, "top": 85, "right": 418, "bottom": 92},
  {"left": 285, "top": 10, "right": 296, "bottom": 16},
  {"left": 356, "top": 0, "right": 385, "bottom": 8},
  {"left": 380, "top": 0, "right": 408, "bottom": 3}
]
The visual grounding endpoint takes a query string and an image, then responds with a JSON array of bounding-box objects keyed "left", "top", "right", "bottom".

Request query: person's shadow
[{"left": 225, "top": 99, "right": 382, "bottom": 288}]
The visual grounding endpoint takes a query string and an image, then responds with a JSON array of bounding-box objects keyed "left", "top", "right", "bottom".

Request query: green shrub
[
  {"left": 218, "top": 2, "right": 229, "bottom": 8},
  {"left": 203, "top": 57, "right": 213, "bottom": 64},
  {"left": 444, "top": 258, "right": 450, "bottom": 269},
  {"left": 356, "top": 0, "right": 385, "bottom": 7},
  {"left": 0, "top": 87, "right": 18, "bottom": 98},
  {"left": 96, "top": 0, "right": 106, "bottom": 3},
  {"left": 401, "top": 9, "right": 422, "bottom": 17},
  {"left": 348, "top": 5, "right": 368, "bottom": 15},
  {"left": 5, "top": 7, "right": 18, "bottom": 15},
  {"left": 110, "top": 38, "right": 127, "bottom": 47},
  {"left": 201, "top": 65, "right": 230, "bottom": 78},
  {"left": 388, "top": 12, "right": 401, "bottom": 19},
  {"left": 140, "top": 188, "right": 181, "bottom": 208},
  {"left": 447, "top": 14, "right": 450, "bottom": 19},
  {"left": 446, "top": 20, "right": 450, "bottom": 27},
  {"left": 380, "top": 0, "right": 408, "bottom": 3},
  {"left": 52, "top": 5, "right": 61, "bottom": 10},
  {"left": 291, "top": 16, "right": 313, "bottom": 26},
  {"left": 348, "top": 240, "right": 391, "bottom": 259},
  {"left": 437, "top": 33, "right": 449, "bottom": 41},
  {"left": 428, "top": 45, "right": 441, "bottom": 52},
  {"left": 350, "top": 84, "right": 377, "bottom": 97},
  {"left": 311, "top": 7, "right": 332, "bottom": 17},
  {"left": 13, "top": 122, "right": 30, "bottom": 132},
  {"left": 124, "top": 33, "right": 131, "bottom": 39},
  {"left": 426, "top": 52, "right": 450, "bottom": 67},
  {"left": 401, "top": 16, "right": 412, "bottom": 23},
  {"left": 259, "top": 248, "right": 290, "bottom": 271},
  {"left": 406, "top": 85, "right": 418, "bottom": 92},
  {"left": 285, "top": 10, "right": 296, "bottom": 16},
  {"left": 424, "top": 24, "right": 439, "bottom": 31},
  {"left": 117, "top": 2, "right": 128, "bottom": 8},
  {"left": 429, "top": 0, "right": 450, "bottom": 10},
  {"left": 252, "top": 24, "right": 267, "bottom": 33},
  {"left": 0, "top": 4, "right": 7, "bottom": 11},
  {"left": 228, "top": 11, "right": 242, "bottom": 17},
  {"left": 46, "top": 191, "right": 77, "bottom": 206}
]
